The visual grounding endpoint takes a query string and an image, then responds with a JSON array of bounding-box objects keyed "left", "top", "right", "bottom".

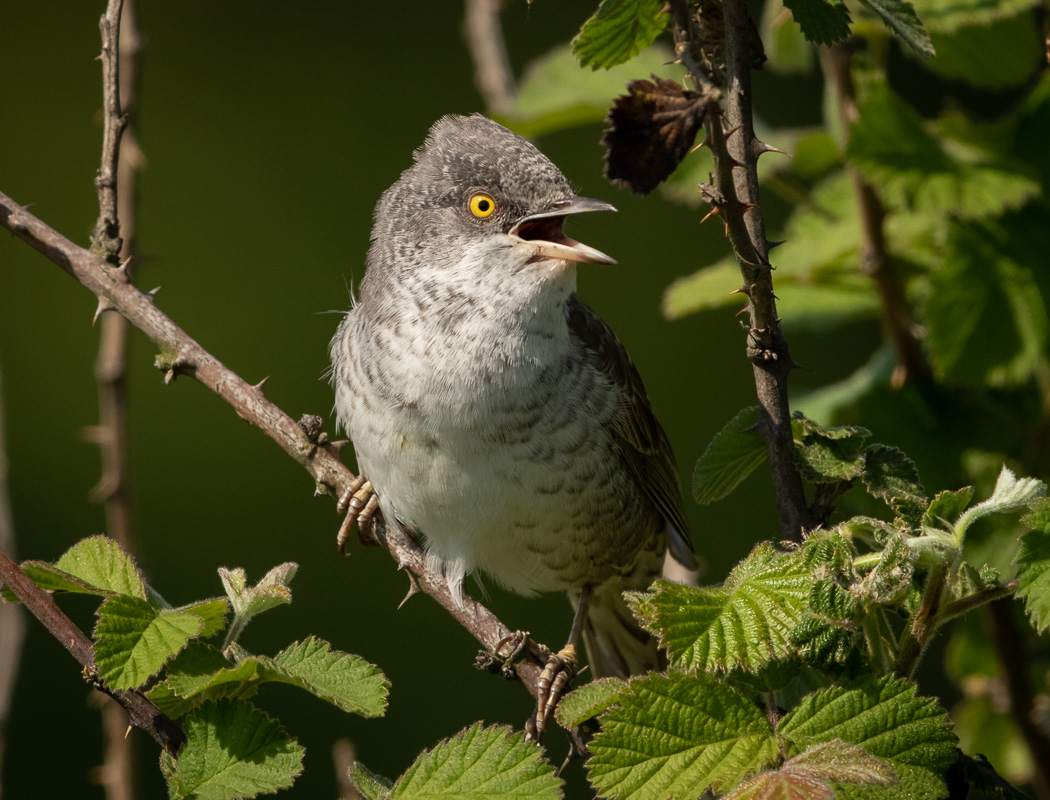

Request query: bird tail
[{"left": 576, "top": 581, "right": 662, "bottom": 679}]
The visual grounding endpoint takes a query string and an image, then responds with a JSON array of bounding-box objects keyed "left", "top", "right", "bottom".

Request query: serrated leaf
[
  {"left": 0, "top": 561, "right": 107, "bottom": 602},
  {"left": 724, "top": 739, "right": 897, "bottom": 800},
  {"left": 1015, "top": 528, "right": 1050, "bottom": 633},
  {"left": 219, "top": 563, "right": 296, "bottom": 623},
  {"left": 761, "top": 0, "right": 816, "bottom": 74},
  {"left": 923, "top": 487, "right": 974, "bottom": 530},
  {"left": 55, "top": 535, "right": 147, "bottom": 600},
  {"left": 955, "top": 466, "right": 1046, "bottom": 542},
  {"left": 858, "top": 0, "right": 933, "bottom": 57},
  {"left": 272, "top": 637, "right": 389, "bottom": 717},
  {"left": 587, "top": 672, "right": 778, "bottom": 799},
  {"left": 779, "top": 676, "right": 957, "bottom": 800},
  {"left": 572, "top": 0, "right": 669, "bottom": 71},
  {"left": 351, "top": 761, "right": 394, "bottom": 800},
  {"left": 783, "top": 0, "right": 852, "bottom": 45},
  {"left": 847, "top": 85, "right": 1040, "bottom": 219},
  {"left": 555, "top": 677, "right": 627, "bottom": 729},
  {"left": 924, "top": 12, "right": 1042, "bottom": 89},
  {"left": 177, "top": 598, "right": 229, "bottom": 638},
  {"left": 911, "top": 0, "right": 1039, "bottom": 33},
  {"left": 506, "top": 44, "right": 683, "bottom": 138},
  {"left": 862, "top": 445, "right": 924, "bottom": 503},
  {"left": 692, "top": 406, "right": 766, "bottom": 504},
  {"left": 147, "top": 680, "right": 197, "bottom": 720},
  {"left": 166, "top": 699, "right": 304, "bottom": 800},
  {"left": 628, "top": 544, "right": 811, "bottom": 673},
  {"left": 392, "top": 723, "right": 562, "bottom": 799},
  {"left": 163, "top": 640, "right": 236, "bottom": 698},
  {"left": 94, "top": 595, "right": 203, "bottom": 691}
]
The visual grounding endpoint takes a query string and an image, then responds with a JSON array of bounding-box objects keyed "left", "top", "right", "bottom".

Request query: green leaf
[
  {"left": 628, "top": 544, "right": 812, "bottom": 674},
  {"left": 924, "top": 12, "right": 1042, "bottom": 88},
  {"left": 146, "top": 680, "right": 197, "bottom": 720},
  {"left": 55, "top": 535, "right": 147, "bottom": 600},
  {"left": 163, "top": 640, "right": 238, "bottom": 698},
  {"left": 955, "top": 465, "right": 1046, "bottom": 542},
  {"left": 505, "top": 44, "right": 683, "bottom": 138},
  {"left": 177, "top": 598, "right": 229, "bottom": 638},
  {"left": 723, "top": 739, "right": 897, "bottom": 800},
  {"left": 272, "top": 637, "right": 389, "bottom": 717},
  {"left": 783, "top": 0, "right": 852, "bottom": 45},
  {"left": 859, "top": 0, "right": 933, "bottom": 56},
  {"left": 861, "top": 445, "right": 924, "bottom": 503},
  {"left": 1, "top": 561, "right": 107, "bottom": 602},
  {"left": 847, "top": 85, "right": 1040, "bottom": 219},
  {"left": 1016, "top": 528, "right": 1050, "bottom": 633},
  {"left": 572, "top": 0, "right": 669, "bottom": 71},
  {"left": 923, "top": 487, "right": 974, "bottom": 530},
  {"left": 351, "top": 761, "right": 395, "bottom": 800},
  {"left": 165, "top": 699, "right": 304, "bottom": 800},
  {"left": 587, "top": 672, "right": 779, "bottom": 799},
  {"left": 555, "top": 677, "right": 627, "bottom": 729},
  {"left": 925, "top": 214, "right": 1050, "bottom": 387},
  {"left": 911, "top": 0, "right": 1039, "bottom": 33},
  {"left": 220, "top": 563, "right": 296, "bottom": 621},
  {"left": 794, "top": 424, "right": 872, "bottom": 484},
  {"left": 391, "top": 723, "right": 562, "bottom": 799},
  {"left": 761, "top": 0, "right": 816, "bottom": 74},
  {"left": 94, "top": 595, "right": 203, "bottom": 691},
  {"left": 692, "top": 406, "right": 766, "bottom": 504},
  {"left": 779, "top": 676, "right": 957, "bottom": 800}
]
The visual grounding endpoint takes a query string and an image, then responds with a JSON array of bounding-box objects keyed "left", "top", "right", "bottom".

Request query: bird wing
[{"left": 565, "top": 295, "right": 697, "bottom": 569}]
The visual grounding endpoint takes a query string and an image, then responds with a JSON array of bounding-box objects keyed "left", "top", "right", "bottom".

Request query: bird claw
[
  {"left": 476, "top": 630, "right": 535, "bottom": 680},
  {"left": 336, "top": 476, "right": 380, "bottom": 553},
  {"left": 525, "top": 643, "right": 577, "bottom": 744}
]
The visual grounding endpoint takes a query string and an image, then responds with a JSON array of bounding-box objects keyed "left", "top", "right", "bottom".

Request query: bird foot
[
  {"left": 336, "top": 476, "right": 380, "bottom": 553},
  {"left": 525, "top": 643, "right": 577, "bottom": 744},
  {"left": 476, "top": 630, "right": 536, "bottom": 680}
]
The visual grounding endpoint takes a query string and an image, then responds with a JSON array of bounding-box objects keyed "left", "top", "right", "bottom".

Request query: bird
[{"left": 329, "top": 114, "right": 695, "bottom": 735}]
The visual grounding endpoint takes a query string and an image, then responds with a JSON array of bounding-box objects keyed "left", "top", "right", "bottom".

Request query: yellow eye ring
[{"left": 468, "top": 192, "right": 497, "bottom": 219}]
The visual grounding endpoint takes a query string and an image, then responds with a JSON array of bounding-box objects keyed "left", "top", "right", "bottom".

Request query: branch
[
  {"left": 91, "top": 0, "right": 127, "bottom": 263},
  {"left": 677, "top": 0, "right": 810, "bottom": 541},
  {"left": 0, "top": 190, "right": 550, "bottom": 703},
  {"left": 0, "top": 546, "right": 185, "bottom": 756},
  {"left": 463, "top": 0, "right": 515, "bottom": 115},
  {"left": 819, "top": 45, "right": 927, "bottom": 387}
]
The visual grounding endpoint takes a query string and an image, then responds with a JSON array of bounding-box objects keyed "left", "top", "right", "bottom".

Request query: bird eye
[{"left": 468, "top": 192, "right": 497, "bottom": 219}]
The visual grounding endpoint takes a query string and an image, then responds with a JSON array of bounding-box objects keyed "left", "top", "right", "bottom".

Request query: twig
[
  {"left": 680, "top": 0, "right": 809, "bottom": 541},
  {"left": 0, "top": 366, "right": 25, "bottom": 800},
  {"left": 984, "top": 600, "right": 1050, "bottom": 800},
  {"left": 0, "top": 191, "right": 550, "bottom": 703},
  {"left": 463, "top": 0, "right": 515, "bottom": 115},
  {"left": 89, "top": 2, "right": 143, "bottom": 798},
  {"left": 0, "top": 546, "right": 185, "bottom": 756},
  {"left": 819, "top": 45, "right": 927, "bottom": 387}
]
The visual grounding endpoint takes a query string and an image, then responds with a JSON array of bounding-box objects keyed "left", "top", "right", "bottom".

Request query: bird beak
[{"left": 510, "top": 196, "right": 617, "bottom": 265}]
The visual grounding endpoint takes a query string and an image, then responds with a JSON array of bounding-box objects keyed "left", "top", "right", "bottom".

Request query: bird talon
[
  {"left": 527, "top": 643, "right": 577, "bottom": 744},
  {"left": 336, "top": 478, "right": 378, "bottom": 553}
]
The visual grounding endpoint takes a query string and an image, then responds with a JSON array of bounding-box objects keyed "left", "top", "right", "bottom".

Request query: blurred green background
[{"left": 0, "top": 0, "right": 1014, "bottom": 797}]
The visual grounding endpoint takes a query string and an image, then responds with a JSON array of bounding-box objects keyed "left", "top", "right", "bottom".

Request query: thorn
[
  {"left": 144, "top": 286, "right": 161, "bottom": 303},
  {"left": 729, "top": 286, "right": 750, "bottom": 296},
  {"left": 699, "top": 207, "right": 722, "bottom": 225},
  {"left": 252, "top": 376, "right": 270, "bottom": 392},
  {"left": 657, "top": 2, "right": 671, "bottom": 15},
  {"left": 723, "top": 124, "right": 743, "bottom": 139},
  {"left": 766, "top": 240, "right": 786, "bottom": 251},
  {"left": 314, "top": 481, "right": 329, "bottom": 497},
  {"left": 92, "top": 296, "right": 117, "bottom": 325},
  {"left": 691, "top": 136, "right": 712, "bottom": 153},
  {"left": 736, "top": 306, "right": 749, "bottom": 317},
  {"left": 754, "top": 139, "right": 789, "bottom": 158},
  {"left": 164, "top": 369, "right": 177, "bottom": 385},
  {"left": 328, "top": 439, "right": 350, "bottom": 456},
  {"left": 115, "top": 256, "right": 132, "bottom": 278},
  {"left": 124, "top": 725, "right": 132, "bottom": 741},
  {"left": 398, "top": 572, "right": 423, "bottom": 609},
  {"left": 741, "top": 202, "right": 758, "bottom": 214}
]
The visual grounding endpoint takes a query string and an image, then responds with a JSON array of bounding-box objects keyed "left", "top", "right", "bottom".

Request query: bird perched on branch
[{"left": 330, "top": 114, "right": 695, "bottom": 737}]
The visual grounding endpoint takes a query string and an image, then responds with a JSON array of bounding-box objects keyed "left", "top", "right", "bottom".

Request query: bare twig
[
  {"left": 985, "top": 600, "right": 1050, "bottom": 800},
  {"left": 819, "top": 45, "right": 926, "bottom": 388},
  {"left": 0, "top": 190, "right": 551, "bottom": 704},
  {"left": 0, "top": 366, "right": 26, "bottom": 800},
  {"left": 463, "top": 0, "right": 515, "bottom": 115},
  {"left": 677, "top": 0, "right": 809, "bottom": 541},
  {"left": 0, "top": 547, "right": 185, "bottom": 756},
  {"left": 88, "top": 2, "right": 143, "bottom": 797}
]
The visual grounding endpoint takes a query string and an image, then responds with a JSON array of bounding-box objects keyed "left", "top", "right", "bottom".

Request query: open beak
[{"left": 510, "top": 196, "right": 617, "bottom": 265}]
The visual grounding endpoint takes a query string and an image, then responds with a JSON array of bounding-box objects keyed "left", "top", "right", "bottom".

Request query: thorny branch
[
  {"left": 0, "top": 547, "right": 185, "bottom": 756},
  {"left": 0, "top": 189, "right": 551, "bottom": 703},
  {"left": 673, "top": 0, "right": 810, "bottom": 541}
]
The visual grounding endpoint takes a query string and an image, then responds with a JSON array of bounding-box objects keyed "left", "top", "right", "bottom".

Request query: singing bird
[{"left": 329, "top": 114, "right": 695, "bottom": 733}]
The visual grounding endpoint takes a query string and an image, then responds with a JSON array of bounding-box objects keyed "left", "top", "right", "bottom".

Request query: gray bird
[{"left": 330, "top": 114, "right": 695, "bottom": 727}]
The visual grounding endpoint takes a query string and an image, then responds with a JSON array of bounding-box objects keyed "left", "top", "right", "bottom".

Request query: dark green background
[{"left": 1, "top": 2, "right": 882, "bottom": 797}]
